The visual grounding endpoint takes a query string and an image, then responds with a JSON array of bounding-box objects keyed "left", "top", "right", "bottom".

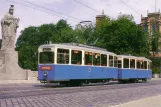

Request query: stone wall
[
  {"left": 153, "top": 74, "right": 161, "bottom": 78},
  {"left": 27, "top": 71, "right": 38, "bottom": 80}
]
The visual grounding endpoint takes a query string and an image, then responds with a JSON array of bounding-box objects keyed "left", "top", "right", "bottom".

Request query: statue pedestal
[{"left": 0, "top": 49, "right": 29, "bottom": 80}]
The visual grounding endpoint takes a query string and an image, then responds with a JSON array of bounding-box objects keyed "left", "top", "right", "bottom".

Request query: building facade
[
  {"left": 140, "top": 11, "right": 161, "bottom": 57},
  {"left": 140, "top": 12, "right": 161, "bottom": 35}
]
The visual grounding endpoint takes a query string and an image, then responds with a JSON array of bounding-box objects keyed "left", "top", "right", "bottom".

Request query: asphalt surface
[{"left": 0, "top": 80, "right": 161, "bottom": 107}]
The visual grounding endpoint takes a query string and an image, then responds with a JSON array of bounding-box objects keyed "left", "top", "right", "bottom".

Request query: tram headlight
[{"left": 44, "top": 71, "right": 48, "bottom": 76}]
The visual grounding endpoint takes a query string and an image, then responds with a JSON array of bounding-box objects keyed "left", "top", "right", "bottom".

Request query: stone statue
[{"left": 1, "top": 5, "right": 19, "bottom": 50}]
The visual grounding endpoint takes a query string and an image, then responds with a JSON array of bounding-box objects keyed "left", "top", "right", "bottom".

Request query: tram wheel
[
  {"left": 118, "top": 80, "right": 127, "bottom": 84},
  {"left": 70, "top": 81, "right": 82, "bottom": 86},
  {"left": 142, "top": 78, "right": 147, "bottom": 82}
]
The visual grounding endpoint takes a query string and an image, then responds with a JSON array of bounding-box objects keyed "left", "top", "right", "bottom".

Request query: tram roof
[
  {"left": 39, "top": 43, "right": 116, "bottom": 55},
  {"left": 117, "top": 55, "right": 151, "bottom": 61}
]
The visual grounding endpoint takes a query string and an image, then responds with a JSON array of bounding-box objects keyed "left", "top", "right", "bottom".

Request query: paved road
[{"left": 0, "top": 80, "right": 161, "bottom": 107}]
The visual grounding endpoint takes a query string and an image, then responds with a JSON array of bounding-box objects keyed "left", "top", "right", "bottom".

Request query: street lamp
[{"left": 79, "top": 21, "right": 93, "bottom": 45}]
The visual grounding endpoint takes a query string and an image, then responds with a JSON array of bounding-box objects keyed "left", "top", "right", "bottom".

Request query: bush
[
  {"left": 148, "top": 57, "right": 161, "bottom": 74},
  {"left": 152, "top": 68, "right": 161, "bottom": 74}
]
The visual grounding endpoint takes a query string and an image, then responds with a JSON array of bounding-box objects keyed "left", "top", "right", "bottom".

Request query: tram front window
[{"left": 39, "top": 52, "right": 54, "bottom": 64}]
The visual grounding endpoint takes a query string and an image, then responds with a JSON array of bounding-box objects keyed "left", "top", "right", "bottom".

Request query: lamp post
[{"left": 79, "top": 21, "right": 93, "bottom": 45}]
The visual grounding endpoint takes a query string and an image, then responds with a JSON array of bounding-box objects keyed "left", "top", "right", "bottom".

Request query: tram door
[{"left": 84, "top": 51, "right": 93, "bottom": 78}]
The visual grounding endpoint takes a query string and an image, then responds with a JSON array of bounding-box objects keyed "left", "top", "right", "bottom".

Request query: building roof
[{"left": 148, "top": 12, "right": 160, "bottom": 16}]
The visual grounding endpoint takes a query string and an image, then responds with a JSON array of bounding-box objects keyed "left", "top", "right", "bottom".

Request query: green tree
[
  {"left": 16, "top": 19, "right": 74, "bottom": 70},
  {"left": 151, "top": 30, "right": 161, "bottom": 56},
  {"left": 97, "top": 14, "right": 149, "bottom": 56}
]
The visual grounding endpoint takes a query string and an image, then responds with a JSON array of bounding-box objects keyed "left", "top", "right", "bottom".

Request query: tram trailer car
[
  {"left": 117, "top": 55, "right": 152, "bottom": 82},
  {"left": 38, "top": 43, "right": 119, "bottom": 85}
]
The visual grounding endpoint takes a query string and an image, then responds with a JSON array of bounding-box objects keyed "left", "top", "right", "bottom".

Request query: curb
[
  {"left": 110, "top": 95, "right": 161, "bottom": 107},
  {"left": 0, "top": 80, "right": 40, "bottom": 84}
]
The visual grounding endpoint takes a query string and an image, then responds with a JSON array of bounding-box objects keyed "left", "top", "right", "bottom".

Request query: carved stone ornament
[{"left": 1, "top": 5, "right": 19, "bottom": 50}]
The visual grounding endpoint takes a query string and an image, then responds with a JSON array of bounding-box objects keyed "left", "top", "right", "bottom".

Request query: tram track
[{"left": 0, "top": 80, "right": 160, "bottom": 99}]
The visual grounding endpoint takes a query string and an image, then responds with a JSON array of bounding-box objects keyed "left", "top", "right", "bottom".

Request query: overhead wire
[
  {"left": 19, "top": 0, "right": 82, "bottom": 21},
  {"left": 5, "top": 0, "right": 81, "bottom": 23},
  {"left": 119, "top": 0, "right": 141, "bottom": 15},
  {"left": 73, "top": 0, "right": 101, "bottom": 14},
  {"left": 72, "top": 0, "right": 109, "bottom": 18}
]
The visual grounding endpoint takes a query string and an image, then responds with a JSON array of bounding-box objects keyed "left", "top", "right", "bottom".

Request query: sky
[{"left": 0, "top": 0, "right": 160, "bottom": 43}]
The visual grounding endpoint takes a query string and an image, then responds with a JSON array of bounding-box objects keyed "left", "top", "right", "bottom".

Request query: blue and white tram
[
  {"left": 38, "top": 43, "right": 118, "bottom": 85},
  {"left": 117, "top": 55, "right": 152, "bottom": 82}
]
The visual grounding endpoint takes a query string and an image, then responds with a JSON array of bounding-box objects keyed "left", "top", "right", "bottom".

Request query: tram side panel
[
  {"left": 54, "top": 65, "right": 90, "bottom": 80},
  {"left": 53, "top": 65, "right": 119, "bottom": 80},
  {"left": 38, "top": 64, "right": 119, "bottom": 81},
  {"left": 118, "top": 68, "right": 152, "bottom": 79},
  {"left": 90, "top": 67, "right": 118, "bottom": 79}
]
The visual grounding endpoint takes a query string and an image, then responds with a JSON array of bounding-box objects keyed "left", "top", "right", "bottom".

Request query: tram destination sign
[{"left": 43, "top": 48, "right": 51, "bottom": 51}]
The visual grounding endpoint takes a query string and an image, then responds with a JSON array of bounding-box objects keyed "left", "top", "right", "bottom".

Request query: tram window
[
  {"left": 148, "top": 62, "right": 150, "bottom": 69},
  {"left": 123, "top": 58, "right": 129, "bottom": 68},
  {"left": 109, "top": 55, "right": 113, "bottom": 67},
  {"left": 114, "top": 56, "right": 118, "bottom": 67},
  {"left": 71, "top": 50, "right": 82, "bottom": 65},
  {"left": 39, "top": 52, "right": 54, "bottom": 64},
  {"left": 57, "top": 49, "right": 69, "bottom": 64},
  {"left": 137, "top": 60, "right": 141, "bottom": 69},
  {"left": 101, "top": 54, "right": 107, "bottom": 66},
  {"left": 85, "top": 52, "right": 92, "bottom": 65},
  {"left": 93, "top": 53, "right": 100, "bottom": 66},
  {"left": 150, "top": 62, "right": 152, "bottom": 69},
  {"left": 130, "top": 59, "right": 135, "bottom": 69},
  {"left": 118, "top": 60, "right": 122, "bottom": 68},
  {"left": 144, "top": 61, "right": 147, "bottom": 69},
  {"left": 140, "top": 60, "right": 144, "bottom": 69}
]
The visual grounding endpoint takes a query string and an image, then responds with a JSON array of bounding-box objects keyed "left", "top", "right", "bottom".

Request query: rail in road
[{"left": 0, "top": 80, "right": 161, "bottom": 107}]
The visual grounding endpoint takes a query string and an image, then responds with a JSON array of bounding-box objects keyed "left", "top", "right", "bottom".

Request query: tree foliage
[
  {"left": 96, "top": 14, "right": 149, "bottom": 56},
  {"left": 16, "top": 19, "right": 75, "bottom": 70},
  {"left": 151, "top": 30, "right": 161, "bottom": 56}
]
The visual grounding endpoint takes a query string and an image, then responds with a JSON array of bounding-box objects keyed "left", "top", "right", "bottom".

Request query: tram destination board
[{"left": 43, "top": 48, "right": 51, "bottom": 51}]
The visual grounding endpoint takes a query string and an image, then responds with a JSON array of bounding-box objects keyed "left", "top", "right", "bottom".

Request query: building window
[{"left": 144, "top": 25, "right": 148, "bottom": 32}]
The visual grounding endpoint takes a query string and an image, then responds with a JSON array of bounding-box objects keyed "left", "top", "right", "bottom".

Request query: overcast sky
[{"left": 0, "top": 0, "right": 160, "bottom": 42}]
